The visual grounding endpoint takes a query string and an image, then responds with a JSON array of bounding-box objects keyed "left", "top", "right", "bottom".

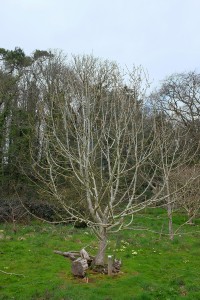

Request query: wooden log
[
  {"left": 71, "top": 258, "right": 88, "bottom": 277},
  {"left": 54, "top": 249, "right": 94, "bottom": 263},
  {"left": 53, "top": 250, "right": 79, "bottom": 261},
  {"left": 80, "top": 248, "right": 90, "bottom": 260},
  {"left": 53, "top": 249, "right": 122, "bottom": 276}
]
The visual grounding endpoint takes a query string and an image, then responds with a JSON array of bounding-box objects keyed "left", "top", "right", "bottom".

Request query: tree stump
[
  {"left": 54, "top": 248, "right": 122, "bottom": 277},
  {"left": 71, "top": 258, "right": 88, "bottom": 277}
]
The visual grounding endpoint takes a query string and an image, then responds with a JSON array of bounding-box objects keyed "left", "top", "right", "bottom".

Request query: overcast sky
[{"left": 1, "top": 0, "right": 200, "bottom": 87}]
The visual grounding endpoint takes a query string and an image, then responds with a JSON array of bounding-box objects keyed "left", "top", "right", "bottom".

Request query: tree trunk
[
  {"left": 165, "top": 178, "right": 174, "bottom": 241},
  {"left": 94, "top": 227, "right": 107, "bottom": 266},
  {"left": 167, "top": 201, "right": 174, "bottom": 240},
  {"left": 187, "top": 210, "right": 195, "bottom": 225}
]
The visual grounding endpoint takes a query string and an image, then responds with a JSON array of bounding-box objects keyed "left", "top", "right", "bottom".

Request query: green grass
[{"left": 0, "top": 211, "right": 200, "bottom": 300}]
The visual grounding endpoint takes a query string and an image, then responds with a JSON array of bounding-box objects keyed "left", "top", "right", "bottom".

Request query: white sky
[{"left": 1, "top": 0, "right": 200, "bottom": 87}]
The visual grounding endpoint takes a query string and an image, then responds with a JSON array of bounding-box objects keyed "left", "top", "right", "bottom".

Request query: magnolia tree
[{"left": 31, "top": 55, "right": 171, "bottom": 265}]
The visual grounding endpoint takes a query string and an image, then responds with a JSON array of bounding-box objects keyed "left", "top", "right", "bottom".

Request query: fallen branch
[
  {"left": 53, "top": 250, "right": 80, "bottom": 261},
  {"left": 54, "top": 248, "right": 93, "bottom": 277},
  {"left": 0, "top": 270, "right": 25, "bottom": 277}
]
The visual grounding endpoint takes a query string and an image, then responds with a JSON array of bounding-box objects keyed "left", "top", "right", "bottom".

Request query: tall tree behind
[
  {"left": 0, "top": 47, "right": 46, "bottom": 197},
  {"left": 151, "top": 71, "right": 200, "bottom": 155},
  {"left": 150, "top": 72, "right": 200, "bottom": 238}
]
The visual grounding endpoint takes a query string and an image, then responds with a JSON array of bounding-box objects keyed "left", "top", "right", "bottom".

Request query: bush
[{"left": 0, "top": 199, "right": 27, "bottom": 223}]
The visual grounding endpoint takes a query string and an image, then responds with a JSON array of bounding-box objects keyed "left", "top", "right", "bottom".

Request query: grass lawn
[{"left": 0, "top": 209, "right": 200, "bottom": 300}]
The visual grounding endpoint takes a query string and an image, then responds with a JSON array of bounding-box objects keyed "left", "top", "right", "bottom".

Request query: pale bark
[
  {"left": 94, "top": 227, "right": 107, "bottom": 265},
  {"left": 167, "top": 201, "right": 174, "bottom": 240}
]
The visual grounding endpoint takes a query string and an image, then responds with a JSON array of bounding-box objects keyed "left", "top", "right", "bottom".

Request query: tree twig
[{"left": 0, "top": 270, "right": 25, "bottom": 277}]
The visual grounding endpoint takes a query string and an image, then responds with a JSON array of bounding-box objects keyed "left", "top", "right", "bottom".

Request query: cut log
[
  {"left": 53, "top": 250, "right": 79, "bottom": 261},
  {"left": 53, "top": 248, "right": 121, "bottom": 276},
  {"left": 80, "top": 248, "right": 90, "bottom": 260},
  {"left": 71, "top": 258, "right": 88, "bottom": 277},
  {"left": 54, "top": 249, "right": 94, "bottom": 264}
]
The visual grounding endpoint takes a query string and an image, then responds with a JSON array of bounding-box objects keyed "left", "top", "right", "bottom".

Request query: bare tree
[
  {"left": 150, "top": 101, "right": 199, "bottom": 240},
  {"left": 151, "top": 71, "right": 200, "bottom": 147},
  {"left": 152, "top": 116, "right": 187, "bottom": 239},
  {"left": 170, "top": 166, "right": 200, "bottom": 225},
  {"left": 31, "top": 55, "right": 164, "bottom": 265}
]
